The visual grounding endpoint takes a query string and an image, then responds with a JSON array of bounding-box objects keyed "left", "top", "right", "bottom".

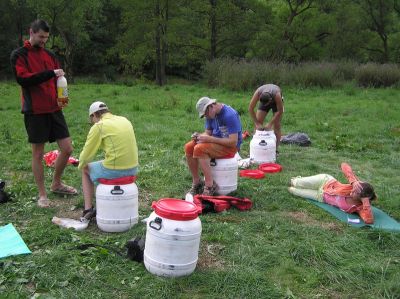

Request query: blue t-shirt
[{"left": 205, "top": 105, "right": 242, "bottom": 149}]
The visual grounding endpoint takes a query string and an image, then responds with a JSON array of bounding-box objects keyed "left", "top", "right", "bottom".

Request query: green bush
[
  {"left": 355, "top": 63, "right": 400, "bottom": 87},
  {"left": 202, "top": 59, "right": 400, "bottom": 90}
]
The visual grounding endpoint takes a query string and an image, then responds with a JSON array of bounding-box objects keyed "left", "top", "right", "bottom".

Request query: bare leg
[
  {"left": 199, "top": 158, "right": 213, "bottom": 187},
  {"left": 82, "top": 166, "right": 94, "bottom": 210},
  {"left": 186, "top": 155, "right": 201, "bottom": 184},
  {"left": 31, "top": 143, "right": 48, "bottom": 206},
  {"left": 51, "top": 137, "right": 73, "bottom": 190},
  {"left": 272, "top": 111, "right": 283, "bottom": 150},
  {"left": 255, "top": 110, "right": 268, "bottom": 129}
]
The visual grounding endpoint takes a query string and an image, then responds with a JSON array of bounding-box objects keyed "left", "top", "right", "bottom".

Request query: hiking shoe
[
  {"left": 188, "top": 180, "right": 204, "bottom": 195},
  {"left": 80, "top": 207, "right": 96, "bottom": 224},
  {"left": 357, "top": 199, "right": 374, "bottom": 224},
  {"left": 203, "top": 182, "right": 218, "bottom": 196}
]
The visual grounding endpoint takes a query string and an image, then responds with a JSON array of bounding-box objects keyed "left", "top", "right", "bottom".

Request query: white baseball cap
[
  {"left": 89, "top": 101, "right": 108, "bottom": 116},
  {"left": 196, "top": 96, "right": 216, "bottom": 118}
]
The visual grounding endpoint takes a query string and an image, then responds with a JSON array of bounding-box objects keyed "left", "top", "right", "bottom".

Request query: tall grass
[{"left": 203, "top": 58, "right": 400, "bottom": 90}]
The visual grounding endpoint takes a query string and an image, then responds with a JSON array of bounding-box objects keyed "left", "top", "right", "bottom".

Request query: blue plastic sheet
[{"left": 0, "top": 223, "right": 31, "bottom": 259}]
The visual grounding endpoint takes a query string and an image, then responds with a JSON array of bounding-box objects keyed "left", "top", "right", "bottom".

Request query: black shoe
[{"left": 80, "top": 207, "right": 96, "bottom": 224}]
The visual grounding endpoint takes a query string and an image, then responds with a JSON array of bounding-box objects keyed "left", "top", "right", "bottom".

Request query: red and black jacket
[{"left": 10, "top": 40, "right": 61, "bottom": 114}]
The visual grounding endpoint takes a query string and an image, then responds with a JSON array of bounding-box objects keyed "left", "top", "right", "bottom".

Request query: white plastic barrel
[
  {"left": 144, "top": 198, "right": 202, "bottom": 277},
  {"left": 250, "top": 130, "right": 276, "bottom": 164},
  {"left": 210, "top": 157, "right": 238, "bottom": 195},
  {"left": 96, "top": 179, "right": 139, "bottom": 233}
]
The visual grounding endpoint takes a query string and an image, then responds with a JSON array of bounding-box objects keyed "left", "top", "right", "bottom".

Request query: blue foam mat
[
  {"left": 307, "top": 199, "right": 400, "bottom": 232},
  {"left": 0, "top": 223, "right": 31, "bottom": 259}
]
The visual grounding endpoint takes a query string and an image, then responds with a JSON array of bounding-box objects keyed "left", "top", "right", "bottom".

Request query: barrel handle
[
  {"left": 111, "top": 186, "right": 124, "bottom": 195},
  {"left": 210, "top": 158, "right": 217, "bottom": 166},
  {"left": 149, "top": 217, "right": 162, "bottom": 230},
  {"left": 259, "top": 140, "right": 267, "bottom": 146}
]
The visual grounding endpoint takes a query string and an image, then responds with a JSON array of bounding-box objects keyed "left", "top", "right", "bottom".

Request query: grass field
[{"left": 0, "top": 81, "right": 399, "bottom": 298}]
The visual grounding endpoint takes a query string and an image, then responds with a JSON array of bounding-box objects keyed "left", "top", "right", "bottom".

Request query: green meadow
[{"left": 0, "top": 81, "right": 399, "bottom": 298}]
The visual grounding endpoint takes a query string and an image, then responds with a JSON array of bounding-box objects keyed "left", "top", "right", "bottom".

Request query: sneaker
[
  {"left": 202, "top": 181, "right": 218, "bottom": 196},
  {"left": 188, "top": 180, "right": 204, "bottom": 195},
  {"left": 80, "top": 207, "right": 96, "bottom": 224},
  {"left": 356, "top": 199, "right": 374, "bottom": 224}
]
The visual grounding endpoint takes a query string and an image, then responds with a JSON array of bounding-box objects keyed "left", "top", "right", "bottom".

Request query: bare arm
[
  {"left": 341, "top": 162, "right": 363, "bottom": 195},
  {"left": 197, "top": 132, "right": 238, "bottom": 148},
  {"left": 248, "top": 90, "right": 263, "bottom": 129}
]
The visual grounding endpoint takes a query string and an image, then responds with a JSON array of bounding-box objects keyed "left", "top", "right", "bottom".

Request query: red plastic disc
[
  {"left": 239, "top": 169, "right": 265, "bottom": 179},
  {"left": 258, "top": 163, "right": 282, "bottom": 173}
]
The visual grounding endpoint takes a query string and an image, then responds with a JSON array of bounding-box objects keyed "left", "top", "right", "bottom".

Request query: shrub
[
  {"left": 355, "top": 63, "right": 400, "bottom": 87},
  {"left": 202, "top": 59, "right": 400, "bottom": 90}
]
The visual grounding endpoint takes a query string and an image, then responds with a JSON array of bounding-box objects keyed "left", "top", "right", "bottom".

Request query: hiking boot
[
  {"left": 188, "top": 180, "right": 204, "bottom": 195},
  {"left": 80, "top": 207, "right": 96, "bottom": 224},
  {"left": 203, "top": 182, "right": 218, "bottom": 196},
  {"left": 357, "top": 199, "right": 374, "bottom": 224}
]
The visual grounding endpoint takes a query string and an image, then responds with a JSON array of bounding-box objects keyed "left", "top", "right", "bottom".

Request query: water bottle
[{"left": 57, "top": 76, "right": 68, "bottom": 107}]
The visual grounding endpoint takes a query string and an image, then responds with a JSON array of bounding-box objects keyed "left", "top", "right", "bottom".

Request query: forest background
[{"left": 2, "top": 0, "right": 400, "bottom": 87}]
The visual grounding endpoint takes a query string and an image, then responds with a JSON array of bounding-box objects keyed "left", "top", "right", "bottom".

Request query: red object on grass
[
  {"left": 151, "top": 198, "right": 202, "bottom": 221},
  {"left": 258, "top": 163, "right": 282, "bottom": 173},
  {"left": 43, "top": 150, "right": 79, "bottom": 167},
  {"left": 193, "top": 195, "right": 253, "bottom": 213},
  {"left": 97, "top": 176, "right": 137, "bottom": 185},
  {"left": 239, "top": 169, "right": 265, "bottom": 179},
  {"left": 242, "top": 130, "right": 250, "bottom": 139}
]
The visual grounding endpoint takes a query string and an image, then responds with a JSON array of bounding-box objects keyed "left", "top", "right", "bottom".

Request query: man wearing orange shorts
[{"left": 185, "top": 97, "right": 242, "bottom": 196}]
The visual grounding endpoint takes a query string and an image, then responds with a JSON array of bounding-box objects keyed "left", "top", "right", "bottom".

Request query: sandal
[
  {"left": 202, "top": 182, "right": 218, "bottom": 196},
  {"left": 51, "top": 184, "right": 78, "bottom": 195},
  {"left": 80, "top": 207, "right": 96, "bottom": 224},
  {"left": 187, "top": 180, "right": 204, "bottom": 195}
]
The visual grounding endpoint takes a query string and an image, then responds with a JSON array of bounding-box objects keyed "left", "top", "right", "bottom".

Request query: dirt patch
[
  {"left": 285, "top": 211, "right": 343, "bottom": 232},
  {"left": 197, "top": 242, "right": 226, "bottom": 270},
  {"left": 50, "top": 196, "right": 82, "bottom": 219}
]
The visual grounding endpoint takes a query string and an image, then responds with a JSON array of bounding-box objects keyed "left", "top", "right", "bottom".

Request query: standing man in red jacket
[{"left": 10, "top": 20, "right": 77, "bottom": 208}]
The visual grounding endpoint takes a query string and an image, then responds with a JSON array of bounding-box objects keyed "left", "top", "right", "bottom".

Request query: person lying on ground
[{"left": 288, "top": 162, "right": 377, "bottom": 224}]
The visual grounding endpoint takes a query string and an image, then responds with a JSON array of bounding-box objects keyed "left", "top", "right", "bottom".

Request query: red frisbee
[
  {"left": 258, "top": 163, "right": 282, "bottom": 173},
  {"left": 239, "top": 169, "right": 265, "bottom": 179}
]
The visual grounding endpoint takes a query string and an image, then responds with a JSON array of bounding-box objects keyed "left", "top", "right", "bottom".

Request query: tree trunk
[
  {"left": 210, "top": 0, "right": 217, "bottom": 60},
  {"left": 155, "top": 0, "right": 163, "bottom": 86}
]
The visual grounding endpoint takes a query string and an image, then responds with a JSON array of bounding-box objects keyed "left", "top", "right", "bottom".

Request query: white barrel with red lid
[
  {"left": 96, "top": 176, "right": 138, "bottom": 232},
  {"left": 250, "top": 130, "right": 276, "bottom": 164},
  {"left": 210, "top": 155, "right": 238, "bottom": 195},
  {"left": 144, "top": 198, "right": 202, "bottom": 277}
]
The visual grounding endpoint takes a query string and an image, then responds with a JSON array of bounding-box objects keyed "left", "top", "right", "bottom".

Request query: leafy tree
[{"left": 27, "top": 0, "right": 103, "bottom": 79}]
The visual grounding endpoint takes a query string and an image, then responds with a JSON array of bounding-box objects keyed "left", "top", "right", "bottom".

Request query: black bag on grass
[
  {"left": 0, "top": 181, "right": 11, "bottom": 204},
  {"left": 281, "top": 132, "right": 311, "bottom": 147}
]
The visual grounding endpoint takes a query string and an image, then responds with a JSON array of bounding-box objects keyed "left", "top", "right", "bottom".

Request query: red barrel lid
[
  {"left": 258, "top": 163, "right": 282, "bottom": 173},
  {"left": 151, "top": 198, "right": 201, "bottom": 221},
  {"left": 98, "top": 176, "right": 137, "bottom": 185},
  {"left": 239, "top": 169, "right": 265, "bottom": 179}
]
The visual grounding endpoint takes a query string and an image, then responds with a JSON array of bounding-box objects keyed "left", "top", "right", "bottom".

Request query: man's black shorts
[
  {"left": 24, "top": 110, "right": 70, "bottom": 143},
  {"left": 258, "top": 96, "right": 284, "bottom": 113}
]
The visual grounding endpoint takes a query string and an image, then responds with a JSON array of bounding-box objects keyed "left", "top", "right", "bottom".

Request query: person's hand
[
  {"left": 54, "top": 69, "right": 65, "bottom": 77},
  {"left": 191, "top": 132, "right": 200, "bottom": 143},
  {"left": 196, "top": 134, "right": 211, "bottom": 143},
  {"left": 255, "top": 123, "right": 264, "bottom": 130},
  {"left": 351, "top": 180, "right": 364, "bottom": 198},
  {"left": 264, "top": 123, "right": 273, "bottom": 131},
  {"left": 57, "top": 97, "right": 69, "bottom": 108}
]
